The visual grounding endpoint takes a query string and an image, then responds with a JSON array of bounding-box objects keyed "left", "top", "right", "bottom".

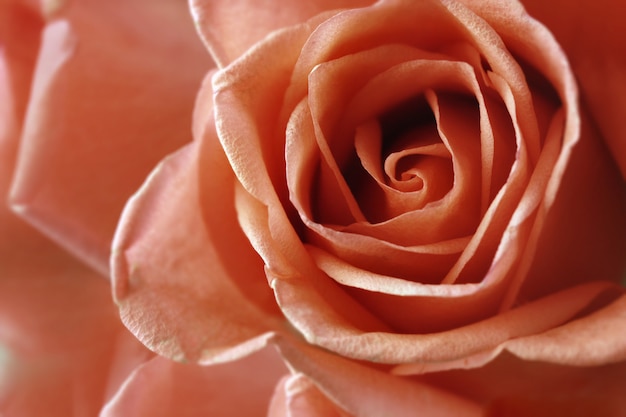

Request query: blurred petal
[
  {"left": 190, "top": 0, "right": 374, "bottom": 67},
  {"left": 9, "top": 0, "right": 212, "bottom": 275},
  {"left": 522, "top": 0, "right": 626, "bottom": 178},
  {"left": 101, "top": 345, "right": 288, "bottom": 417}
]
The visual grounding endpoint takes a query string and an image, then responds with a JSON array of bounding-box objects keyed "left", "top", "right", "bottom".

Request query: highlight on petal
[
  {"left": 101, "top": 345, "right": 288, "bottom": 417},
  {"left": 190, "top": 0, "right": 374, "bottom": 66},
  {"left": 8, "top": 0, "right": 212, "bottom": 275}
]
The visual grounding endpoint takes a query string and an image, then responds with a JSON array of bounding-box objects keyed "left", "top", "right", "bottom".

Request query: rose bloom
[{"left": 1, "top": 0, "right": 626, "bottom": 415}]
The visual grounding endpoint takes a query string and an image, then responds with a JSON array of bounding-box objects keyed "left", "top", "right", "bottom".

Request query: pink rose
[{"left": 2, "top": 0, "right": 625, "bottom": 415}]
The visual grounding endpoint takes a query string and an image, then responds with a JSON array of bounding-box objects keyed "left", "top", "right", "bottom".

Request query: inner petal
[
  {"left": 353, "top": 119, "right": 454, "bottom": 221},
  {"left": 384, "top": 127, "right": 452, "bottom": 193}
]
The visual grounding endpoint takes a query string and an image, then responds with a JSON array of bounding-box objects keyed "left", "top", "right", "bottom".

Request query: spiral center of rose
[{"left": 349, "top": 94, "right": 459, "bottom": 222}]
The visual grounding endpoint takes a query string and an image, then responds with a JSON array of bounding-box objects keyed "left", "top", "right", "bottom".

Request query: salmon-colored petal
[
  {"left": 522, "top": 0, "right": 626, "bottom": 179},
  {"left": 9, "top": 0, "right": 211, "bottom": 275},
  {"left": 190, "top": 0, "right": 374, "bottom": 67},
  {"left": 268, "top": 374, "right": 353, "bottom": 417},
  {"left": 419, "top": 351, "right": 626, "bottom": 416},
  {"left": 111, "top": 140, "right": 285, "bottom": 363},
  {"left": 101, "top": 345, "right": 288, "bottom": 417}
]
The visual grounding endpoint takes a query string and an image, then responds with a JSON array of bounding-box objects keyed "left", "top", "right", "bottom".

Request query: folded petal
[
  {"left": 8, "top": 0, "right": 212, "bottom": 275},
  {"left": 190, "top": 0, "right": 374, "bottom": 67},
  {"left": 101, "top": 345, "right": 288, "bottom": 417}
]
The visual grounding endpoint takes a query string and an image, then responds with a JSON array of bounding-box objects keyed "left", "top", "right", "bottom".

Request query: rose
[
  {"left": 2, "top": 0, "right": 625, "bottom": 416},
  {"left": 109, "top": 0, "right": 626, "bottom": 414}
]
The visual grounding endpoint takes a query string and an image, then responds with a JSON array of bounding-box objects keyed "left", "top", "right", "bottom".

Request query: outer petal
[
  {"left": 190, "top": 0, "right": 374, "bottom": 67},
  {"left": 111, "top": 86, "right": 286, "bottom": 362},
  {"left": 101, "top": 345, "right": 288, "bottom": 417},
  {"left": 522, "top": 0, "right": 626, "bottom": 178},
  {"left": 9, "top": 0, "right": 212, "bottom": 275}
]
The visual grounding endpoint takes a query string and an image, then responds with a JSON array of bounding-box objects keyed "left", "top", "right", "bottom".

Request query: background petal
[
  {"left": 8, "top": 0, "right": 212, "bottom": 275},
  {"left": 190, "top": 0, "right": 375, "bottom": 66}
]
